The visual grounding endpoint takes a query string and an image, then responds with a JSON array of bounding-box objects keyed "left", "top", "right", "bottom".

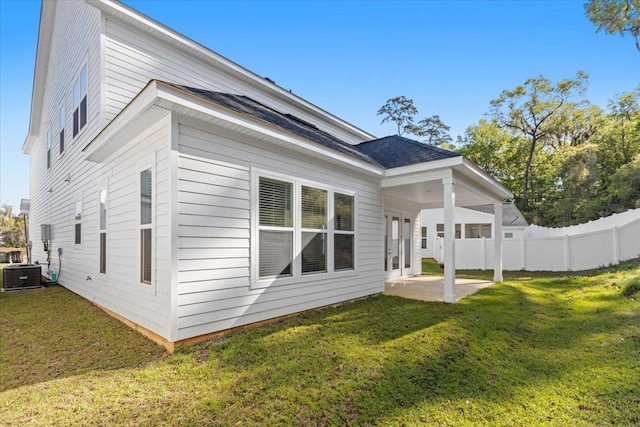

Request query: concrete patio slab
[{"left": 384, "top": 275, "right": 493, "bottom": 302}]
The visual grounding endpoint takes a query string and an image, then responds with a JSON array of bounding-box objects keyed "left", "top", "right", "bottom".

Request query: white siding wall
[
  {"left": 29, "top": 2, "right": 102, "bottom": 287},
  {"left": 103, "top": 18, "right": 365, "bottom": 145},
  {"left": 175, "top": 120, "right": 383, "bottom": 340},
  {"left": 28, "top": 2, "right": 172, "bottom": 340}
]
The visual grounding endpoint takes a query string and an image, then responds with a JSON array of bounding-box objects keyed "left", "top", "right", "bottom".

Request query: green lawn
[{"left": 1, "top": 261, "right": 639, "bottom": 426}]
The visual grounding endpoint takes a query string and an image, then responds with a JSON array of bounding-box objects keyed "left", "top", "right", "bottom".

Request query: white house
[
  {"left": 23, "top": 0, "right": 512, "bottom": 351},
  {"left": 420, "top": 202, "right": 528, "bottom": 259}
]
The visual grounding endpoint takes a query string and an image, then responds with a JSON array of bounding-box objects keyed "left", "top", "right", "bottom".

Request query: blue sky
[{"left": 1, "top": 0, "right": 638, "bottom": 211}]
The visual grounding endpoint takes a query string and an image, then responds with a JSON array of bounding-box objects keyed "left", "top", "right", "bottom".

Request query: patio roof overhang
[
  {"left": 381, "top": 156, "right": 513, "bottom": 208},
  {"left": 380, "top": 156, "right": 513, "bottom": 303}
]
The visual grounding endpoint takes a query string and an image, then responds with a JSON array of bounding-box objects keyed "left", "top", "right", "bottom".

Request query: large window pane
[
  {"left": 140, "top": 169, "right": 152, "bottom": 225},
  {"left": 334, "top": 234, "right": 354, "bottom": 271},
  {"left": 404, "top": 219, "right": 411, "bottom": 269},
  {"left": 100, "top": 189, "right": 107, "bottom": 230},
  {"left": 141, "top": 229, "right": 152, "bottom": 284},
  {"left": 259, "top": 230, "right": 292, "bottom": 278},
  {"left": 100, "top": 232, "right": 107, "bottom": 274},
  {"left": 302, "top": 232, "right": 326, "bottom": 274},
  {"left": 301, "top": 186, "right": 327, "bottom": 229},
  {"left": 334, "top": 193, "right": 353, "bottom": 231},
  {"left": 259, "top": 177, "right": 292, "bottom": 227}
]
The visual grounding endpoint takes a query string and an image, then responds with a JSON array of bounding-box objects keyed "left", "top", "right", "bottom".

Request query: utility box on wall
[
  {"left": 2, "top": 265, "right": 42, "bottom": 291},
  {"left": 41, "top": 224, "right": 51, "bottom": 240}
]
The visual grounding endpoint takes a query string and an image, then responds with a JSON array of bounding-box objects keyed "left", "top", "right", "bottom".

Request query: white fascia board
[
  {"left": 23, "top": 1, "right": 57, "bottom": 154},
  {"left": 87, "top": 0, "right": 375, "bottom": 142},
  {"left": 155, "top": 83, "right": 383, "bottom": 175},
  {"left": 383, "top": 156, "right": 464, "bottom": 177},
  {"left": 383, "top": 155, "right": 513, "bottom": 201},
  {"left": 381, "top": 169, "right": 451, "bottom": 188}
]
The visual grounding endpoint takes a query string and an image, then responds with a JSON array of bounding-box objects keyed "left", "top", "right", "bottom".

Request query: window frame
[
  {"left": 74, "top": 198, "right": 82, "bottom": 246},
  {"left": 138, "top": 163, "right": 154, "bottom": 287},
  {"left": 59, "top": 104, "right": 65, "bottom": 155},
  {"left": 464, "top": 223, "right": 492, "bottom": 239},
  {"left": 46, "top": 128, "right": 51, "bottom": 170},
  {"left": 251, "top": 169, "right": 357, "bottom": 289},
  {"left": 99, "top": 187, "right": 107, "bottom": 275},
  {"left": 72, "top": 63, "right": 88, "bottom": 138},
  {"left": 421, "top": 226, "right": 428, "bottom": 249},
  {"left": 437, "top": 223, "right": 461, "bottom": 239},
  {"left": 333, "top": 192, "right": 355, "bottom": 272}
]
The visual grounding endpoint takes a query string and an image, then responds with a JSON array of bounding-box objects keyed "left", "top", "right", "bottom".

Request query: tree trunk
[{"left": 522, "top": 136, "right": 537, "bottom": 208}]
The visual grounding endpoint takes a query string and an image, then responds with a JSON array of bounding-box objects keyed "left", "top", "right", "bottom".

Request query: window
[
  {"left": 258, "top": 177, "right": 293, "bottom": 278},
  {"left": 403, "top": 219, "right": 411, "bottom": 268},
  {"left": 46, "top": 129, "right": 51, "bottom": 169},
  {"left": 74, "top": 200, "right": 82, "bottom": 244},
  {"left": 334, "top": 193, "right": 354, "bottom": 271},
  {"left": 465, "top": 223, "right": 492, "bottom": 239},
  {"left": 256, "top": 174, "right": 356, "bottom": 283},
  {"left": 301, "top": 186, "right": 327, "bottom": 275},
  {"left": 504, "top": 232, "right": 514, "bottom": 239},
  {"left": 99, "top": 189, "right": 107, "bottom": 274},
  {"left": 59, "top": 105, "right": 65, "bottom": 154},
  {"left": 140, "top": 168, "right": 152, "bottom": 284},
  {"left": 73, "top": 64, "right": 87, "bottom": 137},
  {"left": 437, "top": 223, "right": 461, "bottom": 238},
  {"left": 421, "top": 226, "right": 428, "bottom": 249}
]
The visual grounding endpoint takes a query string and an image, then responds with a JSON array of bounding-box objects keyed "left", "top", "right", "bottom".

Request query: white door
[
  {"left": 384, "top": 213, "right": 401, "bottom": 279},
  {"left": 384, "top": 213, "right": 412, "bottom": 279}
]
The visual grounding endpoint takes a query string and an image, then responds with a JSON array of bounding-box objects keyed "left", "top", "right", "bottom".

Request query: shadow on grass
[
  {"left": 0, "top": 286, "right": 165, "bottom": 392},
  {"left": 175, "top": 275, "right": 640, "bottom": 425}
]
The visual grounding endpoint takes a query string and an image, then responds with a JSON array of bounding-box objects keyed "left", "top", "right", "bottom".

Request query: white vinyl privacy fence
[{"left": 434, "top": 209, "right": 640, "bottom": 271}]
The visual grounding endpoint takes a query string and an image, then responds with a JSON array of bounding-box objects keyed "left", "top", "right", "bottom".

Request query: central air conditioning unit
[{"left": 2, "top": 265, "right": 42, "bottom": 291}]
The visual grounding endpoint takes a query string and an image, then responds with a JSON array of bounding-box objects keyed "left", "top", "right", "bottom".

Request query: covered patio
[
  {"left": 371, "top": 143, "right": 514, "bottom": 303},
  {"left": 384, "top": 275, "right": 493, "bottom": 302}
]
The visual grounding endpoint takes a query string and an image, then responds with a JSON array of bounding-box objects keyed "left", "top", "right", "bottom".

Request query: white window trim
[
  {"left": 46, "top": 127, "right": 51, "bottom": 170},
  {"left": 59, "top": 103, "right": 65, "bottom": 156},
  {"left": 421, "top": 226, "right": 428, "bottom": 250},
  {"left": 99, "top": 181, "right": 108, "bottom": 276},
  {"left": 72, "top": 61, "right": 88, "bottom": 140},
  {"left": 137, "top": 156, "right": 156, "bottom": 293},
  {"left": 74, "top": 192, "right": 83, "bottom": 249},
  {"left": 250, "top": 168, "right": 357, "bottom": 289}
]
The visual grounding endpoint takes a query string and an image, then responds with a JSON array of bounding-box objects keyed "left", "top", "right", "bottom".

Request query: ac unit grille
[{"left": 2, "top": 265, "right": 42, "bottom": 291}]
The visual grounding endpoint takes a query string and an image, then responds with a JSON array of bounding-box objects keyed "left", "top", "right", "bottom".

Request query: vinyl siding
[
  {"left": 176, "top": 119, "right": 383, "bottom": 341},
  {"left": 103, "top": 18, "right": 366, "bottom": 145}
]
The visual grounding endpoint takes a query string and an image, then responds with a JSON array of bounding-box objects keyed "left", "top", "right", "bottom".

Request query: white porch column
[
  {"left": 493, "top": 201, "right": 503, "bottom": 282},
  {"left": 443, "top": 177, "right": 456, "bottom": 303}
]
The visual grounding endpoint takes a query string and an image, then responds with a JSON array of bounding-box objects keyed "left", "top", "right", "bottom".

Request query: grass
[{"left": 1, "top": 261, "right": 639, "bottom": 425}]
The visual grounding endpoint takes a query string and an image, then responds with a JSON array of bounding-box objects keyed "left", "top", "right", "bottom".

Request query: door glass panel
[
  {"left": 404, "top": 219, "right": 411, "bottom": 269},
  {"left": 384, "top": 215, "right": 388, "bottom": 272},
  {"left": 392, "top": 217, "right": 399, "bottom": 270}
]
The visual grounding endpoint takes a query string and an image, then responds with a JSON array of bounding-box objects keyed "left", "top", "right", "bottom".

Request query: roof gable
[{"left": 354, "top": 135, "right": 461, "bottom": 169}]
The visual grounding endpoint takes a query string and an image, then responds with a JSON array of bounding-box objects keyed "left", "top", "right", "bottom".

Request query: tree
[
  {"left": 412, "top": 115, "right": 453, "bottom": 146},
  {"left": 594, "top": 90, "right": 640, "bottom": 188},
  {"left": 489, "top": 71, "right": 589, "bottom": 209},
  {"left": 0, "top": 205, "right": 26, "bottom": 248},
  {"left": 457, "top": 119, "right": 528, "bottom": 195},
  {"left": 584, "top": 0, "right": 640, "bottom": 51},
  {"left": 377, "top": 96, "right": 418, "bottom": 136}
]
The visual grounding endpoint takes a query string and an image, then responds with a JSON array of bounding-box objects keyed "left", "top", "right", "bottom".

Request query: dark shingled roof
[
  {"left": 465, "top": 202, "right": 528, "bottom": 227},
  {"left": 161, "top": 82, "right": 383, "bottom": 167},
  {"left": 354, "top": 135, "right": 461, "bottom": 169}
]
